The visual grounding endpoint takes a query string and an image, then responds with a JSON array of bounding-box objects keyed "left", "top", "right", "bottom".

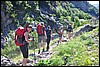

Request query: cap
[
  {"left": 28, "top": 25, "right": 32, "bottom": 28},
  {"left": 40, "top": 22, "right": 44, "bottom": 25}
]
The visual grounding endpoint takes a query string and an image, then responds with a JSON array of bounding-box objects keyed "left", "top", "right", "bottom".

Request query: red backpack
[
  {"left": 37, "top": 24, "right": 44, "bottom": 35},
  {"left": 15, "top": 27, "right": 25, "bottom": 46}
]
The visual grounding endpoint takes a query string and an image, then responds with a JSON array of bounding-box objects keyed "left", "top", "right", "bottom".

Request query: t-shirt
[
  {"left": 67, "top": 25, "right": 73, "bottom": 32},
  {"left": 46, "top": 29, "right": 51, "bottom": 37},
  {"left": 24, "top": 32, "right": 30, "bottom": 42}
]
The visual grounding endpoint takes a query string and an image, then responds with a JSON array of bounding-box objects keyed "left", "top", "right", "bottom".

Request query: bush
[
  {"left": 35, "top": 60, "right": 50, "bottom": 66},
  {"left": 49, "top": 56, "right": 64, "bottom": 66},
  {"left": 1, "top": 30, "right": 21, "bottom": 59},
  {"left": 73, "top": 16, "right": 80, "bottom": 28}
]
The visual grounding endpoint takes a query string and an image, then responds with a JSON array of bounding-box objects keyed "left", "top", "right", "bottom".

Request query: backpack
[
  {"left": 58, "top": 28, "right": 60, "bottom": 34},
  {"left": 15, "top": 27, "right": 25, "bottom": 46},
  {"left": 67, "top": 25, "right": 73, "bottom": 32},
  {"left": 37, "top": 24, "right": 44, "bottom": 35}
]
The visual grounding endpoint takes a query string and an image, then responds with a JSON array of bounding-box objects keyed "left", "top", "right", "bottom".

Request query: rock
[
  {"left": 36, "top": 54, "right": 42, "bottom": 58},
  {"left": 74, "top": 24, "right": 96, "bottom": 37},
  {"left": 62, "top": 38, "right": 68, "bottom": 42},
  {"left": 10, "top": 61, "right": 16, "bottom": 66},
  {"left": 94, "top": 44, "right": 98, "bottom": 47},
  {"left": 91, "top": 57, "right": 95, "bottom": 62},
  {"left": 29, "top": 53, "right": 35, "bottom": 57},
  {"left": 1, "top": 56, "right": 16, "bottom": 66},
  {"left": 6, "top": 63, "right": 11, "bottom": 66},
  {"left": 3, "top": 60, "right": 9, "bottom": 64},
  {"left": 27, "top": 63, "right": 34, "bottom": 66},
  {"left": 1, "top": 56, "right": 8, "bottom": 62},
  {"left": 17, "top": 60, "right": 22, "bottom": 64},
  {"left": 27, "top": 59, "right": 33, "bottom": 63},
  {"left": 87, "top": 51, "right": 92, "bottom": 54}
]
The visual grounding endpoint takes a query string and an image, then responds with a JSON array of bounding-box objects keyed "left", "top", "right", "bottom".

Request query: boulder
[
  {"left": 1, "top": 56, "right": 16, "bottom": 66},
  {"left": 74, "top": 24, "right": 96, "bottom": 37}
]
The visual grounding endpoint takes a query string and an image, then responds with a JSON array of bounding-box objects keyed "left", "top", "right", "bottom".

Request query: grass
[{"left": 48, "top": 27, "right": 99, "bottom": 66}]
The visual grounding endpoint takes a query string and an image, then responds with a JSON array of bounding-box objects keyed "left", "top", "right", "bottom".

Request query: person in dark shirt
[{"left": 46, "top": 25, "right": 52, "bottom": 51}]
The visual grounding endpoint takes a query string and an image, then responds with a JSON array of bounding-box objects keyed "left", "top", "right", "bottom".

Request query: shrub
[{"left": 1, "top": 30, "right": 21, "bottom": 59}]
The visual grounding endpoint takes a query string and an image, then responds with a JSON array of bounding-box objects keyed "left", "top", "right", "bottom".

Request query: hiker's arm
[
  {"left": 51, "top": 30, "right": 52, "bottom": 40},
  {"left": 44, "top": 31, "right": 47, "bottom": 39},
  {"left": 15, "top": 33, "right": 17, "bottom": 41}
]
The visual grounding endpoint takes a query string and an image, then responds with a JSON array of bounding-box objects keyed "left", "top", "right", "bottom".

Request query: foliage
[
  {"left": 35, "top": 60, "right": 50, "bottom": 66},
  {"left": 48, "top": 27, "right": 99, "bottom": 66},
  {"left": 1, "top": 30, "right": 21, "bottom": 59},
  {"left": 1, "top": 1, "right": 99, "bottom": 66},
  {"left": 73, "top": 16, "right": 80, "bottom": 28},
  {"left": 29, "top": 30, "right": 38, "bottom": 49}
]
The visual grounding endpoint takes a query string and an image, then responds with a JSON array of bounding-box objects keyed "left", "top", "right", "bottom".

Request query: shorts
[
  {"left": 20, "top": 42, "right": 29, "bottom": 58},
  {"left": 38, "top": 36, "right": 46, "bottom": 43},
  {"left": 38, "top": 36, "right": 46, "bottom": 48}
]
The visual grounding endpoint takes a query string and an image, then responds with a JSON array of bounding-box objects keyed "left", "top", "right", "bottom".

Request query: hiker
[
  {"left": 37, "top": 22, "right": 47, "bottom": 54},
  {"left": 15, "top": 24, "right": 33, "bottom": 66},
  {"left": 57, "top": 25, "right": 64, "bottom": 45},
  {"left": 46, "top": 25, "right": 52, "bottom": 51},
  {"left": 67, "top": 23, "right": 73, "bottom": 40}
]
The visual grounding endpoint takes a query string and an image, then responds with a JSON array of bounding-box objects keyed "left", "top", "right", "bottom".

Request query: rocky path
[
  {"left": 25, "top": 34, "right": 68, "bottom": 66},
  {"left": 1, "top": 33, "right": 68, "bottom": 66},
  {"left": 22, "top": 33, "right": 68, "bottom": 66}
]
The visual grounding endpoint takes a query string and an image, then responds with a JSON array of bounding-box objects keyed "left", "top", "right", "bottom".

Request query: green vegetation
[
  {"left": 1, "top": 1, "right": 99, "bottom": 66},
  {"left": 1, "top": 30, "right": 20, "bottom": 59},
  {"left": 36, "top": 27, "right": 99, "bottom": 66},
  {"left": 1, "top": 1, "right": 94, "bottom": 34}
]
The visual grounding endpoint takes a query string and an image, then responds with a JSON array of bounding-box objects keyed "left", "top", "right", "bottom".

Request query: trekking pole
[
  {"left": 32, "top": 37, "right": 36, "bottom": 64},
  {"left": 34, "top": 46, "right": 36, "bottom": 64}
]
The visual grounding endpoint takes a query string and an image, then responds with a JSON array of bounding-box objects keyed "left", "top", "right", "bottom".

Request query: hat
[
  {"left": 28, "top": 25, "right": 32, "bottom": 28},
  {"left": 40, "top": 22, "right": 44, "bottom": 25}
]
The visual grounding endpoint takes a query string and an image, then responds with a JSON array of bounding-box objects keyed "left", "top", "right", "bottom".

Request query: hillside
[
  {"left": 1, "top": 1, "right": 99, "bottom": 66},
  {"left": 1, "top": 1, "right": 99, "bottom": 36},
  {"left": 69, "top": 1, "right": 99, "bottom": 17}
]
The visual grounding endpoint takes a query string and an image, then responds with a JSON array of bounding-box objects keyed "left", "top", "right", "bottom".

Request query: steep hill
[
  {"left": 1, "top": 1, "right": 99, "bottom": 36},
  {"left": 69, "top": 1, "right": 99, "bottom": 17}
]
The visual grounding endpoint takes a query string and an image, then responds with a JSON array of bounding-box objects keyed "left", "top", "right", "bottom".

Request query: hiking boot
[
  {"left": 58, "top": 41, "right": 59, "bottom": 44},
  {"left": 46, "top": 49, "right": 49, "bottom": 51},
  {"left": 38, "top": 50, "right": 40, "bottom": 54},
  {"left": 42, "top": 48, "right": 45, "bottom": 52}
]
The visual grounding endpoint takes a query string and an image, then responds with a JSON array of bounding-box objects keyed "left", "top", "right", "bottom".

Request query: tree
[
  {"left": 73, "top": 16, "right": 80, "bottom": 28},
  {"left": 66, "top": 16, "right": 71, "bottom": 22}
]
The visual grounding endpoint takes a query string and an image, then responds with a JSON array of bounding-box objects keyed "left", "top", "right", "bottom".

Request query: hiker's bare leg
[
  {"left": 38, "top": 43, "right": 41, "bottom": 54},
  {"left": 68, "top": 32, "right": 70, "bottom": 39},
  {"left": 66, "top": 32, "right": 68, "bottom": 39},
  {"left": 60, "top": 37, "right": 62, "bottom": 44},
  {"left": 22, "top": 58, "right": 27, "bottom": 66},
  {"left": 70, "top": 32, "right": 73, "bottom": 39},
  {"left": 42, "top": 41, "right": 46, "bottom": 51}
]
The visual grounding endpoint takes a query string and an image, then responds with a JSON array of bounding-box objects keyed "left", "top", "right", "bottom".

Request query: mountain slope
[
  {"left": 1, "top": 1, "right": 99, "bottom": 36},
  {"left": 69, "top": 1, "right": 99, "bottom": 17}
]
